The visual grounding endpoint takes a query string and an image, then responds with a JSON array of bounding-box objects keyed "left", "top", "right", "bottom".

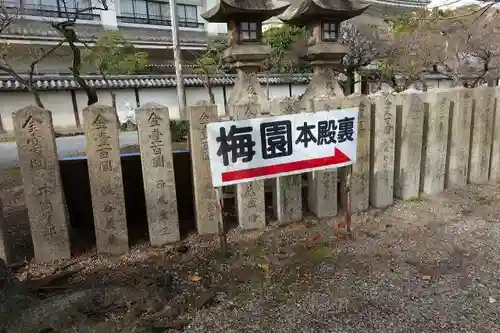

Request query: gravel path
[
  {"left": 185, "top": 184, "right": 500, "bottom": 333},
  {"left": 1, "top": 180, "right": 500, "bottom": 332}
]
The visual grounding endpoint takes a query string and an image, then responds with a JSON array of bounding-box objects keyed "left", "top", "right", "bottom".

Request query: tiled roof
[
  {"left": 0, "top": 74, "right": 312, "bottom": 91},
  {"left": 2, "top": 19, "right": 208, "bottom": 45}
]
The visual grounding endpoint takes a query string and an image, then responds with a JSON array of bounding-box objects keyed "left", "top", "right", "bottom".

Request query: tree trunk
[
  {"left": 32, "top": 91, "right": 44, "bottom": 109},
  {"left": 64, "top": 28, "right": 98, "bottom": 106},
  {"left": 345, "top": 69, "right": 354, "bottom": 96},
  {"left": 204, "top": 72, "right": 215, "bottom": 104}
]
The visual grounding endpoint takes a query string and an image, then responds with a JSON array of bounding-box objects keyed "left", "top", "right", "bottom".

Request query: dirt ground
[{"left": 1, "top": 163, "right": 500, "bottom": 332}]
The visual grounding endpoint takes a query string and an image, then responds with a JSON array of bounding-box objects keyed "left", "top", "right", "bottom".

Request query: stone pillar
[
  {"left": 394, "top": 90, "right": 425, "bottom": 200},
  {"left": 370, "top": 92, "right": 396, "bottom": 208},
  {"left": 188, "top": 101, "right": 221, "bottom": 235},
  {"left": 469, "top": 86, "right": 495, "bottom": 184},
  {"left": 341, "top": 94, "right": 370, "bottom": 213},
  {"left": 12, "top": 106, "right": 71, "bottom": 262},
  {"left": 490, "top": 87, "right": 500, "bottom": 180},
  {"left": 306, "top": 98, "right": 343, "bottom": 217},
  {"left": 446, "top": 87, "right": 473, "bottom": 188},
  {"left": 229, "top": 101, "right": 267, "bottom": 230},
  {"left": 136, "top": 103, "right": 180, "bottom": 245},
  {"left": 270, "top": 98, "right": 302, "bottom": 225},
  {"left": 421, "top": 90, "right": 451, "bottom": 195},
  {"left": 83, "top": 103, "right": 128, "bottom": 254}
]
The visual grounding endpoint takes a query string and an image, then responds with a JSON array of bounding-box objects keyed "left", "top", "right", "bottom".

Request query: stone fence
[{"left": 1, "top": 85, "right": 498, "bottom": 263}]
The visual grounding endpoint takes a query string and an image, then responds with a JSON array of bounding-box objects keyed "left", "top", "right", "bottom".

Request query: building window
[
  {"left": 119, "top": 0, "right": 170, "bottom": 25},
  {"left": 240, "top": 22, "right": 259, "bottom": 42},
  {"left": 13, "top": 0, "right": 97, "bottom": 20},
  {"left": 177, "top": 4, "right": 199, "bottom": 28},
  {"left": 322, "top": 21, "right": 339, "bottom": 41},
  {"left": 118, "top": 1, "right": 201, "bottom": 27}
]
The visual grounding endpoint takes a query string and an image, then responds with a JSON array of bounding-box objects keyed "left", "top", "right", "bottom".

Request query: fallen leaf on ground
[
  {"left": 489, "top": 296, "right": 496, "bottom": 303},
  {"left": 188, "top": 275, "right": 202, "bottom": 282},
  {"left": 310, "top": 235, "right": 321, "bottom": 243},
  {"left": 422, "top": 275, "right": 432, "bottom": 281},
  {"left": 258, "top": 264, "right": 269, "bottom": 279}
]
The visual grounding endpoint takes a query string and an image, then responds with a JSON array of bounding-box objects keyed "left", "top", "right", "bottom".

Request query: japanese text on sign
[{"left": 206, "top": 108, "right": 358, "bottom": 186}]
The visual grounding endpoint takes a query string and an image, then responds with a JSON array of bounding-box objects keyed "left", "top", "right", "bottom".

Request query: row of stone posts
[
  {"left": 3, "top": 0, "right": 500, "bottom": 263},
  {"left": 7, "top": 101, "right": 183, "bottom": 262},
  {"left": 5, "top": 83, "right": 498, "bottom": 263}
]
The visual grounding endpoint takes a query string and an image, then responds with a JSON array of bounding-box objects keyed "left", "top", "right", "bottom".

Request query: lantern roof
[
  {"left": 201, "top": 0, "right": 290, "bottom": 23},
  {"left": 279, "top": 0, "right": 369, "bottom": 25}
]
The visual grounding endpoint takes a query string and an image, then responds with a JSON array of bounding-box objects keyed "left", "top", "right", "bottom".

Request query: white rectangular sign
[{"left": 206, "top": 108, "right": 358, "bottom": 187}]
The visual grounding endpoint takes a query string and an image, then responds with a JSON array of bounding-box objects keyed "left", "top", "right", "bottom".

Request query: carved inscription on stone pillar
[
  {"left": 83, "top": 103, "right": 128, "bottom": 254},
  {"left": 370, "top": 93, "right": 396, "bottom": 208},
  {"left": 137, "top": 103, "right": 180, "bottom": 245},
  {"left": 232, "top": 101, "right": 266, "bottom": 230},
  {"left": 306, "top": 98, "right": 342, "bottom": 217},
  {"left": 188, "top": 101, "right": 221, "bottom": 235},
  {"left": 342, "top": 94, "right": 370, "bottom": 213},
  {"left": 469, "top": 86, "right": 494, "bottom": 184},
  {"left": 422, "top": 90, "right": 451, "bottom": 195},
  {"left": 272, "top": 98, "right": 302, "bottom": 224},
  {"left": 13, "top": 105, "right": 71, "bottom": 262},
  {"left": 394, "top": 91, "right": 424, "bottom": 200}
]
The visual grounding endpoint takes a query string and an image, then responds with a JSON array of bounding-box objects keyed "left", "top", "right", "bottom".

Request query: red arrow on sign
[{"left": 221, "top": 147, "right": 351, "bottom": 182}]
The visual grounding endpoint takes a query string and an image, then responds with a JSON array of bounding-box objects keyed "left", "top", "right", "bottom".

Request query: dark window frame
[
  {"left": 11, "top": 0, "right": 98, "bottom": 20},
  {"left": 117, "top": 1, "right": 203, "bottom": 28},
  {"left": 239, "top": 21, "right": 260, "bottom": 42},
  {"left": 321, "top": 21, "right": 340, "bottom": 42}
]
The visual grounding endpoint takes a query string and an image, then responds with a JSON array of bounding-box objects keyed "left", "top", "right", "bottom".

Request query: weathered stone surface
[
  {"left": 83, "top": 103, "right": 128, "bottom": 254},
  {"left": 299, "top": 68, "right": 345, "bottom": 107},
  {"left": 136, "top": 103, "right": 180, "bottom": 246},
  {"left": 446, "top": 88, "right": 473, "bottom": 188},
  {"left": 12, "top": 106, "right": 70, "bottom": 262},
  {"left": 469, "top": 86, "right": 495, "bottom": 184},
  {"left": 342, "top": 94, "right": 370, "bottom": 213},
  {"left": 394, "top": 90, "right": 425, "bottom": 200},
  {"left": 490, "top": 87, "right": 500, "bottom": 181},
  {"left": 228, "top": 71, "right": 269, "bottom": 116},
  {"left": 271, "top": 98, "right": 302, "bottom": 225},
  {"left": 421, "top": 90, "right": 451, "bottom": 195},
  {"left": 305, "top": 98, "right": 343, "bottom": 217},
  {"left": 188, "top": 101, "right": 221, "bottom": 235},
  {"left": 232, "top": 101, "right": 266, "bottom": 230},
  {"left": 370, "top": 93, "right": 396, "bottom": 208}
]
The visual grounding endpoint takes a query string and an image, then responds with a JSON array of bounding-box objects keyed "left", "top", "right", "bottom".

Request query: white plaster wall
[
  {"left": 0, "top": 91, "right": 36, "bottom": 132},
  {"left": 38, "top": 91, "right": 76, "bottom": 129},
  {"left": 0, "top": 91, "right": 75, "bottom": 132},
  {"left": 291, "top": 84, "right": 307, "bottom": 98},
  {"left": 138, "top": 88, "right": 180, "bottom": 119},
  {"left": 184, "top": 86, "right": 226, "bottom": 116},
  {"left": 115, "top": 90, "right": 138, "bottom": 111},
  {"left": 0, "top": 79, "right": 452, "bottom": 134}
]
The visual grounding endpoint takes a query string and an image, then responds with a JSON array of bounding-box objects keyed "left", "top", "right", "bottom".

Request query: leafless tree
[
  {"left": 338, "top": 20, "right": 390, "bottom": 94},
  {"left": 190, "top": 36, "right": 227, "bottom": 104},
  {"left": 51, "top": 0, "right": 109, "bottom": 105},
  {"left": 437, "top": 6, "right": 500, "bottom": 87},
  {"left": 0, "top": 0, "right": 108, "bottom": 108}
]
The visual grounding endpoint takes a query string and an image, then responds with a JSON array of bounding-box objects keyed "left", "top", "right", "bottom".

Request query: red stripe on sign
[{"left": 221, "top": 147, "right": 351, "bottom": 182}]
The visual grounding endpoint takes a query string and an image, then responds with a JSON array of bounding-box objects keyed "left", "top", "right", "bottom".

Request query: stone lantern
[
  {"left": 201, "top": 0, "right": 290, "bottom": 109},
  {"left": 279, "top": 0, "right": 369, "bottom": 101}
]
